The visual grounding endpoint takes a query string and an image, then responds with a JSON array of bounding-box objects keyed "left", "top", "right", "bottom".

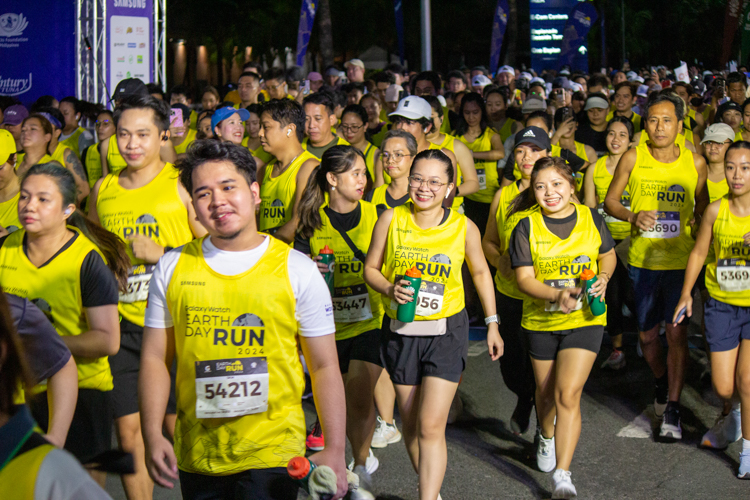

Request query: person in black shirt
[{"left": 575, "top": 93, "right": 610, "bottom": 156}]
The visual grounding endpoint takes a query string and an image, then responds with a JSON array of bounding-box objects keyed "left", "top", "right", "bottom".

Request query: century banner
[
  {"left": 295, "top": 0, "right": 318, "bottom": 66},
  {"left": 107, "top": 0, "right": 154, "bottom": 103},
  {"left": 489, "top": 0, "right": 509, "bottom": 75},
  {"left": 0, "top": 3, "right": 75, "bottom": 105}
]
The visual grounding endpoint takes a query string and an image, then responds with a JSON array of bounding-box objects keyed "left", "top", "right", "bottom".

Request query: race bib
[
  {"left": 717, "top": 258, "right": 750, "bottom": 292},
  {"left": 543, "top": 278, "right": 583, "bottom": 312},
  {"left": 195, "top": 358, "right": 269, "bottom": 418},
  {"left": 476, "top": 168, "right": 487, "bottom": 190},
  {"left": 597, "top": 203, "right": 619, "bottom": 226},
  {"left": 390, "top": 276, "right": 445, "bottom": 316},
  {"left": 641, "top": 211, "right": 680, "bottom": 239},
  {"left": 119, "top": 264, "right": 154, "bottom": 303},
  {"left": 333, "top": 283, "right": 373, "bottom": 323}
]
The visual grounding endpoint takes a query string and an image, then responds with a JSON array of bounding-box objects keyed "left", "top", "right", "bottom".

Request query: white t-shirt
[{"left": 145, "top": 236, "right": 334, "bottom": 337}]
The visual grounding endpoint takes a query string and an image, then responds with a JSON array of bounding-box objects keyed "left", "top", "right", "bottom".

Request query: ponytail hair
[
  {"left": 22, "top": 163, "right": 130, "bottom": 291},
  {"left": 508, "top": 156, "right": 576, "bottom": 217},
  {"left": 296, "top": 145, "right": 365, "bottom": 239}
]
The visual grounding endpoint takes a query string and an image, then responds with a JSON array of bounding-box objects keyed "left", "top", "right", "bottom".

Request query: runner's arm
[
  {"left": 693, "top": 154, "right": 709, "bottom": 225},
  {"left": 604, "top": 148, "right": 637, "bottom": 223},
  {"left": 43, "top": 356, "right": 78, "bottom": 448},
  {"left": 63, "top": 304, "right": 120, "bottom": 358},
  {"left": 363, "top": 209, "right": 396, "bottom": 297},
  {"left": 583, "top": 162, "right": 597, "bottom": 208},
  {"left": 275, "top": 158, "right": 319, "bottom": 244},
  {"left": 472, "top": 132, "right": 505, "bottom": 161},
  {"left": 64, "top": 148, "right": 91, "bottom": 203},
  {"left": 452, "top": 139, "right": 479, "bottom": 198},
  {"left": 99, "top": 140, "right": 109, "bottom": 178},
  {"left": 481, "top": 188, "right": 504, "bottom": 269}
]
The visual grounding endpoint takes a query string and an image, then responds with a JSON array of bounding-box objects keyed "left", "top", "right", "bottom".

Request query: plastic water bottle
[
  {"left": 580, "top": 268, "right": 606, "bottom": 316},
  {"left": 287, "top": 456, "right": 336, "bottom": 500},
  {"left": 319, "top": 245, "right": 335, "bottom": 296},
  {"left": 397, "top": 266, "right": 422, "bottom": 323}
]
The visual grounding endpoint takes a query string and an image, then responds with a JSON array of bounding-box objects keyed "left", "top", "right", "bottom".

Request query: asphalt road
[{"left": 107, "top": 323, "right": 750, "bottom": 499}]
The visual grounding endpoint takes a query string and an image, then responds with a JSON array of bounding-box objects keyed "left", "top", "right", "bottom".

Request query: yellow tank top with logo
[
  {"left": 0, "top": 192, "right": 21, "bottom": 233},
  {"left": 0, "top": 434, "right": 56, "bottom": 500},
  {"left": 434, "top": 134, "right": 464, "bottom": 209},
  {"left": 49, "top": 143, "right": 68, "bottom": 166},
  {"left": 167, "top": 236, "right": 305, "bottom": 474},
  {"left": 705, "top": 196, "right": 750, "bottom": 306},
  {"left": 84, "top": 143, "right": 103, "bottom": 188},
  {"left": 498, "top": 118, "right": 517, "bottom": 143},
  {"left": 61, "top": 127, "right": 86, "bottom": 158},
  {"left": 259, "top": 150, "right": 317, "bottom": 233},
  {"left": 241, "top": 137, "right": 274, "bottom": 165},
  {"left": 173, "top": 128, "right": 197, "bottom": 155},
  {"left": 606, "top": 111, "right": 641, "bottom": 132},
  {"left": 309, "top": 202, "right": 384, "bottom": 340},
  {"left": 593, "top": 156, "right": 631, "bottom": 240},
  {"left": 494, "top": 181, "right": 532, "bottom": 300},
  {"left": 106, "top": 135, "right": 128, "bottom": 175},
  {"left": 363, "top": 142, "right": 379, "bottom": 183},
  {"left": 382, "top": 204, "right": 466, "bottom": 320},
  {"left": 627, "top": 143, "right": 697, "bottom": 270},
  {"left": 521, "top": 204, "right": 607, "bottom": 331},
  {"left": 97, "top": 164, "right": 194, "bottom": 326},
  {"left": 708, "top": 177, "right": 729, "bottom": 203},
  {"left": 0, "top": 228, "right": 113, "bottom": 391},
  {"left": 459, "top": 127, "right": 499, "bottom": 203}
]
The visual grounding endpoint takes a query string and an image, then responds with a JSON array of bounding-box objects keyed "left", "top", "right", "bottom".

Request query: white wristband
[{"left": 484, "top": 314, "right": 499, "bottom": 325}]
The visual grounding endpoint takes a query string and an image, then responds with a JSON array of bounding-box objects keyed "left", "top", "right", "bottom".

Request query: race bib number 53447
[{"left": 195, "top": 358, "right": 269, "bottom": 418}]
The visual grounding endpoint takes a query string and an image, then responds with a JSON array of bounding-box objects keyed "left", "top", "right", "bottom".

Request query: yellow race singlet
[
  {"left": 497, "top": 118, "right": 517, "bottom": 143},
  {"left": 521, "top": 204, "right": 607, "bottom": 331},
  {"left": 706, "top": 197, "right": 750, "bottom": 307},
  {"left": 0, "top": 192, "right": 21, "bottom": 233},
  {"left": 241, "top": 137, "right": 273, "bottom": 165},
  {"left": 302, "top": 136, "right": 350, "bottom": 159},
  {"left": 363, "top": 142, "right": 379, "bottom": 183},
  {"left": 309, "top": 202, "right": 384, "bottom": 340},
  {"left": 173, "top": 128, "right": 197, "bottom": 155},
  {"left": 459, "top": 127, "right": 499, "bottom": 203},
  {"left": 606, "top": 110, "right": 641, "bottom": 132},
  {"left": 15, "top": 153, "right": 53, "bottom": 170},
  {"left": 435, "top": 134, "right": 465, "bottom": 210},
  {"left": 0, "top": 228, "right": 113, "bottom": 390},
  {"left": 627, "top": 143, "right": 698, "bottom": 270},
  {"left": 168, "top": 236, "right": 305, "bottom": 474},
  {"left": 106, "top": 135, "right": 128, "bottom": 175},
  {"left": 49, "top": 143, "right": 68, "bottom": 166},
  {"left": 381, "top": 204, "right": 467, "bottom": 320},
  {"left": 259, "top": 150, "right": 317, "bottom": 233},
  {"left": 370, "top": 125, "right": 388, "bottom": 148},
  {"left": 707, "top": 177, "right": 729, "bottom": 203},
  {"left": 97, "top": 164, "right": 194, "bottom": 326},
  {"left": 494, "top": 182, "right": 533, "bottom": 300},
  {"left": 639, "top": 129, "right": 693, "bottom": 149},
  {"left": 0, "top": 432, "right": 56, "bottom": 500},
  {"left": 593, "top": 156, "right": 631, "bottom": 240},
  {"left": 84, "top": 143, "right": 103, "bottom": 188},
  {"left": 61, "top": 127, "right": 87, "bottom": 158}
]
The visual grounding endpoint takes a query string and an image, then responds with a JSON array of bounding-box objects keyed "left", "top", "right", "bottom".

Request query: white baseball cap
[
  {"left": 584, "top": 96, "right": 609, "bottom": 110},
  {"left": 701, "top": 123, "right": 735, "bottom": 145},
  {"left": 389, "top": 96, "right": 432, "bottom": 121},
  {"left": 497, "top": 65, "right": 515, "bottom": 76},
  {"left": 472, "top": 74, "right": 492, "bottom": 88},
  {"left": 636, "top": 85, "right": 649, "bottom": 98}
]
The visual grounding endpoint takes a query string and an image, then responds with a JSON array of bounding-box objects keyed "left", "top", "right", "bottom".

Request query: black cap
[
  {"left": 112, "top": 78, "right": 148, "bottom": 101},
  {"left": 718, "top": 100, "right": 743, "bottom": 118},
  {"left": 514, "top": 126, "right": 551, "bottom": 151}
]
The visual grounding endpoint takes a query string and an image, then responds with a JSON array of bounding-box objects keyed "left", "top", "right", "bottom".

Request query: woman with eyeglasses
[
  {"left": 82, "top": 110, "right": 116, "bottom": 190},
  {"left": 340, "top": 105, "right": 380, "bottom": 188},
  {"left": 364, "top": 149, "right": 503, "bottom": 500},
  {"left": 365, "top": 130, "right": 415, "bottom": 213}
]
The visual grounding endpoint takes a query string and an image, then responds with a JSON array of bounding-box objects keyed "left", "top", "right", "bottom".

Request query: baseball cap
[
  {"left": 170, "top": 103, "right": 191, "bottom": 122},
  {"left": 211, "top": 106, "right": 251, "bottom": 131},
  {"left": 472, "top": 75, "right": 492, "bottom": 88},
  {"left": 636, "top": 85, "right": 649, "bottom": 98},
  {"left": 520, "top": 72, "right": 533, "bottom": 81},
  {"left": 325, "top": 67, "right": 340, "bottom": 77},
  {"left": 584, "top": 96, "right": 609, "bottom": 111},
  {"left": 1, "top": 104, "right": 28, "bottom": 126},
  {"left": 112, "top": 78, "right": 148, "bottom": 101},
  {"left": 559, "top": 69, "right": 571, "bottom": 76},
  {"left": 307, "top": 72, "right": 323, "bottom": 82},
  {"left": 552, "top": 77, "right": 571, "bottom": 90},
  {"left": 570, "top": 82, "right": 584, "bottom": 93},
  {"left": 345, "top": 59, "right": 365, "bottom": 70},
  {"left": 717, "top": 101, "right": 743, "bottom": 119},
  {"left": 497, "top": 65, "right": 515, "bottom": 76},
  {"left": 694, "top": 80, "right": 707, "bottom": 96},
  {"left": 389, "top": 96, "right": 431, "bottom": 121},
  {"left": 626, "top": 71, "right": 638, "bottom": 81},
  {"left": 701, "top": 123, "right": 735, "bottom": 145},
  {"left": 522, "top": 96, "right": 547, "bottom": 114},
  {"left": 0, "top": 129, "right": 16, "bottom": 165},
  {"left": 385, "top": 84, "right": 403, "bottom": 103},
  {"left": 530, "top": 77, "right": 546, "bottom": 85},
  {"left": 514, "top": 126, "right": 551, "bottom": 151}
]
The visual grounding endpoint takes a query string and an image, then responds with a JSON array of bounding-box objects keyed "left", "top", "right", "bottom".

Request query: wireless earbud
[
  {"left": 286, "top": 129, "right": 291, "bottom": 137},
  {"left": 65, "top": 209, "right": 72, "bottom": 216}
]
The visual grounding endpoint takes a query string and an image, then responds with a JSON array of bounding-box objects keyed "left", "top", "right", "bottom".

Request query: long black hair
[{"left": 454, "top": 92, "right": 489, "bottom": 137}]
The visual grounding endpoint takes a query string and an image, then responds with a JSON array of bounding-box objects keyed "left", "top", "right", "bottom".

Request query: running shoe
[
  {"left": 738, "top": 449, "right": 750, "bottom": 479},
  {"left": 511, "top": 397, "right": 534, "bottom": 435},
  {"left": 371, "top": 416, "right": 402, "bottom": 448},
  {"left": 552, "top": 469, "right": 577, "bottom": 499},
  {"left": 306, "top": 420, "right": 325, "bottom": 451},
  {"left": 659, "top": 405, "right": 682, "bottom": 441},
  {"left": 601, "top": 349, "right": 626, "bottom": 370},
  {"left": 348, "top": 448, "right": 379, "bottom": 475},
  {"left": 350, "top": 465, "right": 376, "bottom": 500},
  {"left": 536, "top": 432, "right": 556, "bottom": 472},
  {"left": 701, "top": 407, "right": 742, "bottom": 450}
]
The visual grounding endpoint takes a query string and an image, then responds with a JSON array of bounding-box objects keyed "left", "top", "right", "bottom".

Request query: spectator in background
[
  {"left": 472, "top": 75, "right": 493, "bottom": 95},
  {"left": 308, "top": 71, "right": 325, "bottom": 93},
  {"left": 343, "top": 82, "right": 365, "bottom": 106},
  {"left": 385, "top": 63, "right": 406, "bottom": 86},
  {"left": 33, "top": 95, "right": 59, "bottom": 110},
  {"left": 200, "top": 86, "right": 221, "bottom": 111},
  {"left": 346, "top": 59, "right": 366, "bottom": 83},
  {"left": 586, "top": 74, "right": 610, "bottom": 96},
  {"left": 146, "top": 83, "right": 165, "bottom": 100},
  {"left": 286, "top": 66, "right": 305, "bottom": 99},
  {"left": 372, "top": 71, "right": 396, "bottom": 110},
  {"left": 237, "top": 71, "right": 264, "bottom": 107},
  {"left": 265, "top": 68, "right": 292, "bottom": 100},
  {"left": 446, "top": 70, "right": 468, "bottom": 93},
  {"left": 385, "top": 84, "right": 403, "bottom": 114},
  {"left": 2, "top": 104, "right": 29, "bottom": 153},
  {"left": 576, "top": 93, "right": 610, "bottom": 156},
  {"left": 325, "top": 66, "right": 341, "bottom": 88},
  {"left": 58, "top": 97, "right": 95, "bottom": 158}
]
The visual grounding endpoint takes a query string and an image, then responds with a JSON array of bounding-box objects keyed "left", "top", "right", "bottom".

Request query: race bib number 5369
[{"left": 195, "top": 358, "right": 269, "bottom": 418}]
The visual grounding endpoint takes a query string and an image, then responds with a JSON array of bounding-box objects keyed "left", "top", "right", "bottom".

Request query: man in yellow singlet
[
  {"left": 237, "top": 71, "right": 264, "bottom": 108},
  {"left": 607, "top": 82, "right": 642, "bottom": 133},
  {"left": 140, "top": 140, "right": 348, "bottom": 500},
  {"left": 605, "top": 92, "right": 708, "bottom": 442},
  {"left": 303, "top": 92, "right": 350, "bottom": 159}
]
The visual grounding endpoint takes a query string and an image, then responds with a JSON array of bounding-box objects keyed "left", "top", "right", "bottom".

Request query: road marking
[
  {"left": 617, "top": 411, "right": 652, "bottom": 438},
  {"left": 468, "top": 341, "right": 488, "bottom": 357}
]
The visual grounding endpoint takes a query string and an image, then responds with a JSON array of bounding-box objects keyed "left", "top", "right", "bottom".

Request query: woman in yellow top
[
  {"left": 509, "top": 156, "right": 616, "bottom": 498},
  {"left": 295, "top": 145, "right": 385, "bottom": 486},
  {"left": 0, "top": 163, "right": 129, "bottom": 487},
  {"left": 582, "top": 116, "right": 635, "bottom": 371},
  {"left": 673, "top": 142, "right": 750, "bottom": 477},
  {"left": 702, "top": 123, "right": 734, "bottom": 202},
  {"left": 339, "top": 104, "right": 380, "bottom": 188},
  {"left": 0, "top": 129, "right": 21, "bottom": 234},
  {"left": 485, "top": 87, "right": 521, "bottom": 143},
  {"left": 241, "top": 104, "right": 273, "bottom": 167},
  {"left": 455, "top": 93, "right": 505, "bottom": 232},
  {"left": 81, "top": 111, "right": 115, "bottom": 190},
  {"left": 365, "top": 149, "right": 503, "bottom": 500},
  {"left": 365, "top": 130, "right": 414, "bottom": 213},
  {"left": 16, "top": 115, "right": 58, "bottom": 176}
]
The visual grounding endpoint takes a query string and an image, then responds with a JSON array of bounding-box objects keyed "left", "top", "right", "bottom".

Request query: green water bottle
[
  {"left": 319, "top": 245, "right": 335, "bottom": 296},
  {"left": 580, "top": 268, "right": 606, "bottom": 316},
  {"left": 397, "top": 266, "right": 422, "bottom": 323}
]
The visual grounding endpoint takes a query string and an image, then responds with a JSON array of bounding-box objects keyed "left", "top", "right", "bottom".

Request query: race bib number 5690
[{"left": 195, "top": 358, "right": 269, "bottom": 418}]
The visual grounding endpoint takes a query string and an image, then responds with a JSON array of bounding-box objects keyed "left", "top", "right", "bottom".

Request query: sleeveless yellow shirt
[
  {"left": 706, "top": 196, "right": 750, "bottom": 307},
  {"left": 707, "top": 177, "right": 729, "bottom": 203},
  {"left": 106, "top": 135, "right": 128, "bottom": 175},
  {"left": 241, "top": 137, "right": 273, "bottom": 165},
  {"left": 173, "top": 128, "right": 197, "bottom": 155},
  {"left": 60, "top": 127, "right": 87, "bottom": 158},
  {"left": 593, "top": 156, "right": 632, "bottom": 240},
  {"left": 458, "top": 127, "right": 499, "bottom": 203},
  {"left": 84, "top": 143, "right": 103, "bottom": 188},
  {"left": 259, "top": 150, "right": 318, "bottom": 233},
  {"left": 0, "top": 192, "right": 20, "bottom": 233},
  {"left": 434, "top": 134, "right": 464, "bottom": 210},
  {"left": 494, "top": 181, "right": 534, "bottom": 300}
]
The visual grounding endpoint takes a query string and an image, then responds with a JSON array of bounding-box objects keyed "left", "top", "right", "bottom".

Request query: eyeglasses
[
  {"left": 266, "top": 82, "right": 285, "bottom": 91},
  {"left": 340, "top": 124, "right": 364, "bottom": 133},
  {"left": 704, "top": 141, "right": 732, "bottom": 149},
  {"left": 95, "top": 119, "right": 112, "bottom": 128},
  {"left": 409, "top": 175, "right": 448, "bottom": 191},
  {"left": 381, "top": 152, "right": 412, "bottom": 163}
]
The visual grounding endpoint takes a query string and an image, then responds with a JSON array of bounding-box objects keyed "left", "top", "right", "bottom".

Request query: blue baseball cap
[{"left": 210, "top": 106, "right": 250, "bottom": 131}]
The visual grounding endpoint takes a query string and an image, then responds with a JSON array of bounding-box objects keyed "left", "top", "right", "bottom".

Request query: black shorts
[
  {"left": 110, "top": 318, "right": 177, "bottom": 419},
  {"left": 29, "top": 388, "right": 113, "bottom": 463},
  {"left": 381, "top": 309, "right": 469, "bottom": 386},
  {"left": 525, "top": 325, "right": 604, "bottom": 361},
  {"left": 336, "top": 329, "right": 383, "bottom": 374},
  {"left": 704, "top": 297, "right": 750, "bottom": 352},
  {"left": 179, "top": 467, "right": 298, "bottom": 500}
]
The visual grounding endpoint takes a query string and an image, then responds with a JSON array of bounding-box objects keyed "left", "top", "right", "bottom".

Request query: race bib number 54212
[{"left": 195, "top": 358, "right": 269, "bottom": 418}]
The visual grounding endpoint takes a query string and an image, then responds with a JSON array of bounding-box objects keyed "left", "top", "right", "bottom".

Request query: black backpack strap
[{"left": 323, "top": 207, "right": 367, "bottom": 263}]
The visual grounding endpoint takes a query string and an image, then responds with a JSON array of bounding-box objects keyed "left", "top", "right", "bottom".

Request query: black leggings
[
  {"left": 495, "top": 289, "right": 535, "bottom": 403},
  {"left": 605, "top": 240, "right": 635, "bottom": 338}
]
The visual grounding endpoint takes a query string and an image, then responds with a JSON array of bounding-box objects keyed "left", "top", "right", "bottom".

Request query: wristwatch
[{"left": 484, "top": 315, "right": 499, "bottom": 325}]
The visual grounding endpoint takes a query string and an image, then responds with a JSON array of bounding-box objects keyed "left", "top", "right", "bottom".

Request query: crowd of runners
[{"left": 2, "top": 59, "right": 750, "bottom": 500}]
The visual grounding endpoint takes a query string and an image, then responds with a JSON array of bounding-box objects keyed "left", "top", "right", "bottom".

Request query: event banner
[
  {"left": 529, "top": 0, "right": 589, "bottom": 73},
  {"left": 107, "top": 0, "right": 153, "bottom": 102},
  {"left": 0, "top": 3, "right": 75, "bottom": 105},
  {"left": 295, "top": 0, "right": 318, "bottom": 66},
  {"left": 556, "top": 2, "right": 597, "bottom": 71},
  {"left": 489, "top": 0, "right": 509, "bottom": 75}
]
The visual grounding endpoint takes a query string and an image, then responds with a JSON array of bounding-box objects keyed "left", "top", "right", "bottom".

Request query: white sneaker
[
  {"left": 348, "top": 448, "right": 379, "bottom": 475},
  {"left": 701, "top": 407, "right": 742, "bottom": 450},
  {"left": 552, "top": 469, "right": 577, "bottom": 499},
  {"left": 536, "top": 432, "right": 556, "bottom": 472},
  {"left": 371, "top": 416, "right": 402, "bottom": 448},
  {"left": 350, "top": 465, "right": 375, "bottom": 500}
]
